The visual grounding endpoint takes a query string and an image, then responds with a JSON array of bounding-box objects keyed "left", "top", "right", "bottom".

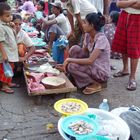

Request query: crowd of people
[
  {"left": 0, "top": 0, "right": 140, "bottom": 95},
  {"left": 0, "top": 1, "right": 140, "bottom": 139}
]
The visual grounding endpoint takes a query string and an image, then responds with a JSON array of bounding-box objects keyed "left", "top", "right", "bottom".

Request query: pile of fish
[
  {"left": 69, "top": 120, "right": 93, "bottom": 135},
  {"left": 61, "top": 102, "right": 81, "bottom": 113}
]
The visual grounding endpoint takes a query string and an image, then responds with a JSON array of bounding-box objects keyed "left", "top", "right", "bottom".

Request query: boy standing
[{"left": 0, "top": 3, "right": 19, "bottom": 94}]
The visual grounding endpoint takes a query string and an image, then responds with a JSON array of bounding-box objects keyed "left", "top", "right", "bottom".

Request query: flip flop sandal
[
  {"left": 83, "top": 86, "right": 102, "bottom": 95},
  {"left": 126, "top": 80, "right": 137, "bottom": 91},
  {"left": 0, "top": 88, "right": 14, "bottom": 94},
  {"left": 113, "top": 71, "right": 129, "bottom": 77}
]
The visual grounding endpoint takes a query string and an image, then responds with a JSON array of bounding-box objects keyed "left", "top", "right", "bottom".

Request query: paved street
[{"left": 0, "top": 59, "right": 140, "bottom": 140}]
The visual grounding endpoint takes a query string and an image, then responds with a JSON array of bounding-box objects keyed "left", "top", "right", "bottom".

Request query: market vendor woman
[
  {"left": 64, "top": 12, "right": 111, "bottom": 94},
  {"left": 12, "top": 14, "right": 35, "bottom": 75},
  {"left": 12, "top": 14, "right": 35, "bottom": 62}
]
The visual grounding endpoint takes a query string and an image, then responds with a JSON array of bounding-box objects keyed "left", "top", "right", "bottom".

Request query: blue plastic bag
[
  {"left": 52, "top": 36, "right": 69, "bottom": 64},
  {"left": 3, "top": 62, "right": 14, "bottom": 77}
]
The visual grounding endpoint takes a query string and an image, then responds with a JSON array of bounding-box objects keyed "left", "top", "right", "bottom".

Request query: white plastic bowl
[{"left": 58, "top": 108, "right": 130, "bottom": 140}]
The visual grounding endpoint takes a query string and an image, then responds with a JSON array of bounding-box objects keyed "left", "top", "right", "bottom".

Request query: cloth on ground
[{"left": 120, "top": 107, "right": 140, "bottom": 140}]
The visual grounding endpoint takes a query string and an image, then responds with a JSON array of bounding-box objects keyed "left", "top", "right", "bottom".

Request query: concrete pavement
[{"left": 0, "top": 59, "right": 140, "bottom": 140}]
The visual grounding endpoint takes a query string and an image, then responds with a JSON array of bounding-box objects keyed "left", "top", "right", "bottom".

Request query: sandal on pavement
[
  {"left": 113, "top": 71, "right": 129, "bottom": 77},
  {"left": 0, "top": 88, "right": 14, "bottom": 94},
  {"left": 126, "top": 79, "right": 137, "bottom": 91},
  {"left": 83, "top": 83, "right": 102, "bottom": 95}
]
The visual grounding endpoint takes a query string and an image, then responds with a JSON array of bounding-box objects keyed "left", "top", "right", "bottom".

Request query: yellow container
[{"left": 54, "top": 98, "right": 88, "bottom": 116}]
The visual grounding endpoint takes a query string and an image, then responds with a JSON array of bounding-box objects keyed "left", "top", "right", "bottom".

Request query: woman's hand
[
  {"left": 39, "top": 17, "right": 45, "bottom": 23},
  {"left": 9, "top": 22, "right": 16, "bottom": 29},
  {"left": 63, "top": 58, "right": 71, "bottom": 73}
]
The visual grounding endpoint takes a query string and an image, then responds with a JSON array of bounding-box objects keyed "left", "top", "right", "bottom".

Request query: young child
[
  {"left": 0, "top": 3, "right": 19, "bottom": 94},
  {"left": 104, "top": 11, "right": 121, "bottom": 59},
  {"left": 112, "top": 0, "right": 140, "bottom": 91}
]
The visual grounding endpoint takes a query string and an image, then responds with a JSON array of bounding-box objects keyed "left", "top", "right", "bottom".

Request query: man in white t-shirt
[
  {"left": 60, "top": 0, "right": 97, "bottom": 47},
  {"left": 42, "top": 1, "right": 69, "bottom": 35},
  {"left": 87, "top": 0, "right": 109, "bottom": 15}
]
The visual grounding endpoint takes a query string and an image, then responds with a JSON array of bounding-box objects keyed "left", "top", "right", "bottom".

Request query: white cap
[{"left": 103, "top": 99, "right": 108, "bottom": 102}]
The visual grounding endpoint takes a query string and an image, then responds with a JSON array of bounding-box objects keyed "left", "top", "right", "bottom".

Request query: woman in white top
[{"left": 12, "top": 14, "right": 35, "bottom": 62}]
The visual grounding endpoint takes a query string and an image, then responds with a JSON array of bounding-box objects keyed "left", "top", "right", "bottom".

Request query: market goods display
[
  {"left": 61, "top": 115, "right": 98, "bottom": 139},
  {"left": 69, "top": 120, "right": 93, "bottom": 135},
  {"left": 61, "top": 102, "right": 81, "bottom": 113},
  {"left": 42, "top": 76, "right": 66, "bottom": 88},
  {"left": 54, "top": 98, "right": 88, "bottom": 116}
]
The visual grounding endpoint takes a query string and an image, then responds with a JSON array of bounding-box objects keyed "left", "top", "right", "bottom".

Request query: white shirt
[
  {"left": 55, "top": 13, "right": 70, "bottom": 35},
  {"left": 0, "top": 21, "right": 19, "bottom": 63},
  {"left": 63, "top": 0, "right": 97, "bottom": 19},
  {"left": 124, "top": 8, "right": 140, "bottom": 14},
  {"left": 17, "top": 29, "right": 34, "bottom": 47},
  {"left": 87, "top": 0, "right": 104, "bottom": 14}
]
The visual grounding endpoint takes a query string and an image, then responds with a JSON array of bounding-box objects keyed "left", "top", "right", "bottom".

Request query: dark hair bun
[
  {"left": 86, "top": 12, "right": 105, "bottom": 31},
  {"left": 97, "top": 12, "right": 105, "bottom": 28}
]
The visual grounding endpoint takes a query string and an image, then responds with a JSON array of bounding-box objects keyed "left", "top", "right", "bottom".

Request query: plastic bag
[
  {"left": 3, "top": 62, "right": 14, "bottom": 78},
  {"left": 52, "top": 36, "right": 69, "bottom": 64},
  {"left": 54, "top": 35, "right": 69, "bottom": 49}
]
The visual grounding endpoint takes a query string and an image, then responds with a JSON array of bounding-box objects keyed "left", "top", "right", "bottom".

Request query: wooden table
[{"left": 23, "top": 69, "right": 77, "bottom": 104}]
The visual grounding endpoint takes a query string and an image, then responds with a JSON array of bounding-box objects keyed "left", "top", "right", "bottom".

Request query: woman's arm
[
  {"left": 117, "top": 0, "right": 137, "bottom": 8},
  {"left": 19, "top": 46, "right": 35, "bottom": 62},
  {"left": 82, "top": 34, "right": 90, "bottom": 53},
  {"left": 25, "top": 46, "right": 35, "bottom": 59},
  {"left": 66, "top": 48, "right": 102, "bottom": 65}
]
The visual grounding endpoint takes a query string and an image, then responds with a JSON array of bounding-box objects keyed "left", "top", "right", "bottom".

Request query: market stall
[
  {"left": 23, "top": 49, "right": 77, "bottom": 103},
  {"left": 58, "top": 108, "right": 130, "bottom": 140}
]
